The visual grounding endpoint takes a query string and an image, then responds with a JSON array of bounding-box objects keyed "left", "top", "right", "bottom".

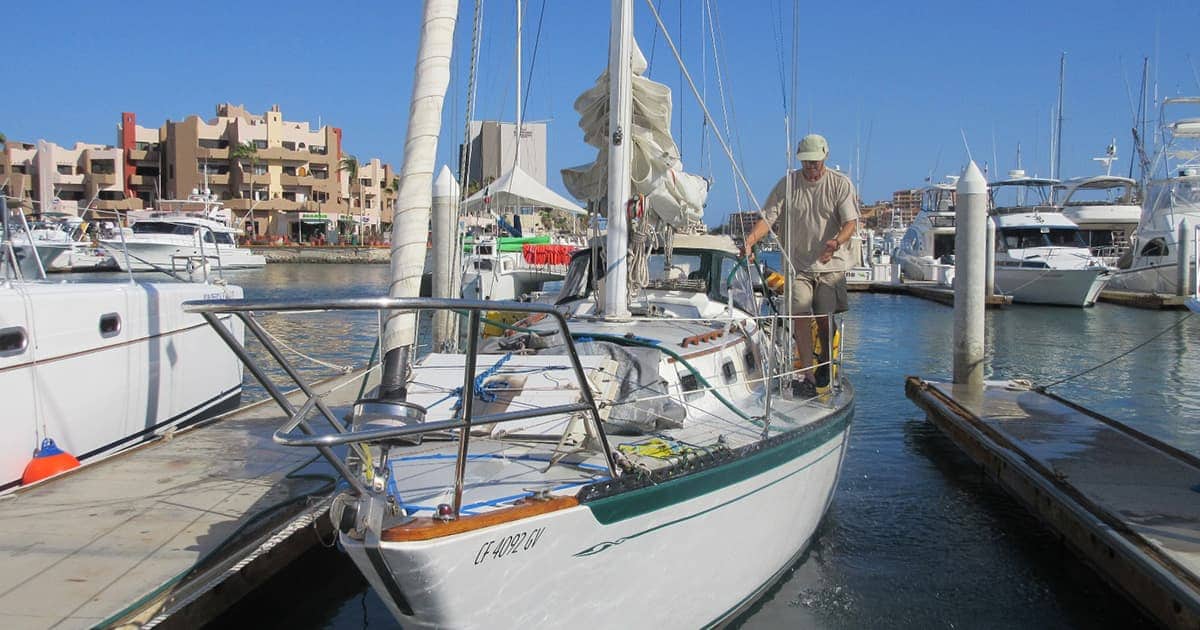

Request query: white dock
[
  {"left": 0, "top": 370, "right": 373, "bottom": 629},
  {"left": 906, "top": 377, "right": 1200, "bottom": 629}
]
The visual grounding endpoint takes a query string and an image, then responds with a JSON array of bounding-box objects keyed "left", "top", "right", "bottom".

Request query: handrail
[
  {"left": 274, "top": 402, "right": 592, "bottom": 448},
  {"left": 187, "top": 296, "right": 620, "bottom": 517}
]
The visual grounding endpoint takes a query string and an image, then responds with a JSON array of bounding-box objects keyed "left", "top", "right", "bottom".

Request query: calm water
[{"left": 207, "top": 263, "right": 1198, "bottom": 628}]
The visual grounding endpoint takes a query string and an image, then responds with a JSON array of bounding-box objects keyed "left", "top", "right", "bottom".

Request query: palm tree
[
  {"left": 231, "top": 141, "right": 259, "bottom": 231},
  {"left": 339, "top": 154, "right": 360, "bottom": 239}
]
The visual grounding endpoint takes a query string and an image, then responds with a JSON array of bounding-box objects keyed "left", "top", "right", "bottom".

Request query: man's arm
[
  {"left": 741, "top": 218, "right": 773, "bottom": 255},
  {"left": 819, "top": 219, "right": 858, "bottom": 263}
]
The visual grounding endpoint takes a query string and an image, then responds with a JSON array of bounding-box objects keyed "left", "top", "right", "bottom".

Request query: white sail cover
[
  {"left": 463, "top": 163, "right": 587, "bottom": 215},
  {"left": 561, "top": 41, "right": 707, "bottom": 228}
]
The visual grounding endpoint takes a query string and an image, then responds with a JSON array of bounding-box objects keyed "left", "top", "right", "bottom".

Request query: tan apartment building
[
  {"left": 0, "top": 140, "right": 139, "bottom": 216},
  {"left": 121, "top": 103, "right": 397, "bottom": 243},
  {"left": 891, "top": 188, "right": 922, "bottom": 225}
]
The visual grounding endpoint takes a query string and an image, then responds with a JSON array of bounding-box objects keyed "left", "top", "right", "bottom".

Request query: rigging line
[
  {"left": 705, "top": 0, "right": 742, "bottom": 212},
  {"left": 709, "top": 0, "right": 749, "bottom": 177},
  {"left": 1039, "top": 311, "right": 1194, "bottom": 390},
  {"left": 519, "top": 0, "right": 548, "bottom": 132},
  {"left": 643, "top": 0, "right": 799, "bottom": 279},
  {"left": 678, "top": 0, "right": 685, "bottom": 158},
  {"left": 646, "top": 0, "right": 666, "bottom": 76}
]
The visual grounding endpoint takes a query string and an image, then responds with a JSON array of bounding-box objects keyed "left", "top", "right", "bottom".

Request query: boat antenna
[{"left": 960, "top": 129, "right": 973, "bottom": 164}]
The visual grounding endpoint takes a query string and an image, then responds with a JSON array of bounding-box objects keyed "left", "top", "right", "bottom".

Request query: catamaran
[
  {"left": 187, "top": 1, "right": 854, "bottom": 626},
  {"left": 0, "top": 198, "right": 244, "bottom": 491}
]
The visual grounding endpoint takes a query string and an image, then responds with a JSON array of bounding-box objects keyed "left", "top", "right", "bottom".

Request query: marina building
[
  {"left": 463, "top": 120, "right": 548, "bottom": 189},
  {"left": 0, "top": 140, "right": 139, "bottom": 216},
  {"left": 891, "top": 188, "right": 921, "bottom": 224},
  {"left": 3, "top": 103, "right": 399, "bottom": 243}
]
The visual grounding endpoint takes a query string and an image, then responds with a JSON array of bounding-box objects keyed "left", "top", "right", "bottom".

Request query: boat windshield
[
  {"left": 1000, "top": 227, "right": 1086, "bottom": 249},
  {"left": 132, "top": 222, "right": 197, "bottom": 236}
]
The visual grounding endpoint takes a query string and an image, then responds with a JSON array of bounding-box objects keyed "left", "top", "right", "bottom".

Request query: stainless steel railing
[{"left": 184, "top": 296, "right": 618, "bottom": 516}]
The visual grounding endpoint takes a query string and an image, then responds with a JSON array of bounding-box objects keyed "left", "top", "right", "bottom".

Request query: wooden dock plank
[
  {"left": 906, "top": 377, "right": 1200, "bottom": 629},
  {"left": 0, "top": 370, "right": 373, "bottom": 629}
]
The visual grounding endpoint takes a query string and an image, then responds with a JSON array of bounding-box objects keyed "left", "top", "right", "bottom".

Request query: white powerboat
[
  {"left": 187, "top": 3, "right": 854, "bottom": 626},
  {"left": 896, "top": 176, "right": 959, "bottom": 284},
  {"left": 989, "top": 173, "right": 1110, "bottom": 306},
  {"left": 0, "top": 199, "right": 245, "bottom": 491},
  {"left": 100, "top": 194, "right": 266, "bottom": 272},
  {"left": 1107, "top": 97, "right": 1200, "bottom": 296},
  {"left": 11, "top": 212, "right": 117, "bottom": 273},
  {"left": 1055, "top": 175, "right": 1141, "bottom": 265}
]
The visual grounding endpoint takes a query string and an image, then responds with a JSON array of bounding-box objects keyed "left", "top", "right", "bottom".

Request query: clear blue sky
[{"left": 3, "top": 0, "right": 1198, "bottom": 227}]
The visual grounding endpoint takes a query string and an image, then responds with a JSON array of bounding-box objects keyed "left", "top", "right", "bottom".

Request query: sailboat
[{"left": 187, "top": 1, "right": 854, "bottom": 626}]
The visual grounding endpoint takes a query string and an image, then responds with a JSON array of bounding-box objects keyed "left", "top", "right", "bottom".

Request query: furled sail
[{"left": 561, "top": 41, "right": 708, "bottom": 228}]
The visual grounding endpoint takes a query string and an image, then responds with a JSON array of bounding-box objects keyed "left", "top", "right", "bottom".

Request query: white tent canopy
[{"left": 463, "top": 163, "right": 587, "bottom": 216}]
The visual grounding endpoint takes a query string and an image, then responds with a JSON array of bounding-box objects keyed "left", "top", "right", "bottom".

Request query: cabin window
[
  {"left": 743, "top": 347, "right": 759, "bottom": 375},
  {"left": 1141, "top": 238, "right": 1169, "bottom": 257},
  {"left": 933, "top": 234, "right": 955, "bottom": 260},
  {"left": 721, "top": 360, "right": 737, "bottom": 384}
]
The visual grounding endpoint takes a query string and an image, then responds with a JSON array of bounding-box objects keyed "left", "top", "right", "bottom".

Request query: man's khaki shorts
[{"left": 787, "top": 270, "right": 848, "bottom": 315}]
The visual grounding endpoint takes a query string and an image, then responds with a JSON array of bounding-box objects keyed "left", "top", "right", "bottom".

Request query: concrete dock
[
  {"left": 0, "top": 369, "right": 374, "bottom": 629},
  {"left": 905, "top": 377, "right": 1200, "bottom": 629}
]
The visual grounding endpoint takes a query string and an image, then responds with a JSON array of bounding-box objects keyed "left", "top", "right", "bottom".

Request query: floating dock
[
  {"left": 0, "top": 369, "right": 373, "bottom": 629},
  {"left": 1099, "top": 289, "right": 1188, "bottom": 310},
  {"left": 849, "top": 280, "right": 1012, "bottom": 307},
  {"left": 905, "top": 377, "right": 1200, "bottom": 629}
]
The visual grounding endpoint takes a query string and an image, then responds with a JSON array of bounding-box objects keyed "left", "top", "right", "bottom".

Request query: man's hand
[
  {"left": 739, "top": 241, "right": 755, "bottom": 260},
  {"left": 819, "top": 238, "right": 839, "bottom": 263}
]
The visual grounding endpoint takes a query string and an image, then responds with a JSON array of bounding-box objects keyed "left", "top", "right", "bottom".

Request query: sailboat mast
[
  {"left": 1053, "top": 52, "right": 1065, "bottom": 181},
  {"left": 379, "top": 0, "right": 459, "bottom": 398},
  {"left": 603, "top": 0, "right": 633, "bottom": 318},
  {"left": 515, "top": 0, "right": 522, "bottom": 170}
]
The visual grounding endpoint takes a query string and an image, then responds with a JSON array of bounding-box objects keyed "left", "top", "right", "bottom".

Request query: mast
[
  {"left": 515, "top": 0, "right": 522, "bottom": 170},
  {"left": 603, "top": 0, "right": 633, "bottom": 318},
  {"left": 379, "top": 0, "right": 459, "bottom": 398},
  {"left": 1053, "top": 52, "right": 1065, "bottom": 181}
]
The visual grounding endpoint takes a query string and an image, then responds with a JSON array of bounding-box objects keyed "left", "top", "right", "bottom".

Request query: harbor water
[{"left": 203, "top": 263, "right": 1195, "bottom": 628}]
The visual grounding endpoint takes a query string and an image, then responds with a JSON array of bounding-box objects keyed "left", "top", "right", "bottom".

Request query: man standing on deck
[{"left": 740, "top": 134, "right": 859, "bottom": 397}]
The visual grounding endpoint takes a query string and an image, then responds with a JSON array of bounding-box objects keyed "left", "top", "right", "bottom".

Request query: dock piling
[{"left": 953, "top": 161, "right": 987, "bottom": 385}]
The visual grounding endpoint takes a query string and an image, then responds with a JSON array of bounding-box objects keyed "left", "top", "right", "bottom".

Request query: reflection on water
[{"left": 209, "top": 265, "right": 1197, "bottom": 628}]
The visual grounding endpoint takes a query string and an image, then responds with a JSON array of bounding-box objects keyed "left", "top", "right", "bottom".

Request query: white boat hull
[
  {"left": 994, "top": 266, "right": 1110, "bottom": 306},
  {"left": 0, "top": 281, "right": 245, "bottom": 489},
  {"left": 103, "top": 241, "right": 266, "bottom": 271},
  {"left": 343, "top": 407, "right": 851, "bottom": 628}
]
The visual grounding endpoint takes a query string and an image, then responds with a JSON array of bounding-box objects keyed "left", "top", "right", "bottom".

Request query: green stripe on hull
[{"left": 583, "top": 410, "right": 851, "bottom": 526}]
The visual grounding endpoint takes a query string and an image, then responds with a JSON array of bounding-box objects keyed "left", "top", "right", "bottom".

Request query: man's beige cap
[{"left": 796, "top": 134, "right": 829, "bottom": 161}]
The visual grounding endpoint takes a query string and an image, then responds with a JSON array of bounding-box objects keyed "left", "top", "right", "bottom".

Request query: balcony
[
  {"left": 256, "top": 146, "right": 307, "bottom": 162},
  {"left": 90, "top": 173, "right": 118, "bottom": 186},
  {"left": 204, "top": 173, "right": 230, "bottom": 185},
  {"left": 127, "top": 149, "right": 148, "bottom": 161},
  {"left": 197, "top": 147, "right": 230, "bottom": 160},
  {"left": 93, "top": 198, "right": 144, "bottom": 211}
]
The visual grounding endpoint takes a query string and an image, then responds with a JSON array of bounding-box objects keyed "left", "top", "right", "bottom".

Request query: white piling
[
  {"left": 432, "top": 165, "right": 460, "bottom": 349},
  {"left": 953, "top": 161, "right": 987, "bottom": 386},
  {"left": 1177, "top": 218, "right": 1193, "bottom": 297},
  {"left": 985, "top": 216, "right": 996, "bottom": 298}
]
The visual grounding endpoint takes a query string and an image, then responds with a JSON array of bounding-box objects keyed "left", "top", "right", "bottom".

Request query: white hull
[
  {"left": 0, "top": 281, "right": 245, "bottom": 489},
  {"left": 344, "top": 407, "right": 851, "bottom": 628},
  {"left": 994, "top": 266, "right": 1109, "bottom": 306},
  {"left": 1105, "top": 260, "right": 1182, "bottom": 295},
  {"left": 103, "top": 241, "right": 266, "bottom": 271}
]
